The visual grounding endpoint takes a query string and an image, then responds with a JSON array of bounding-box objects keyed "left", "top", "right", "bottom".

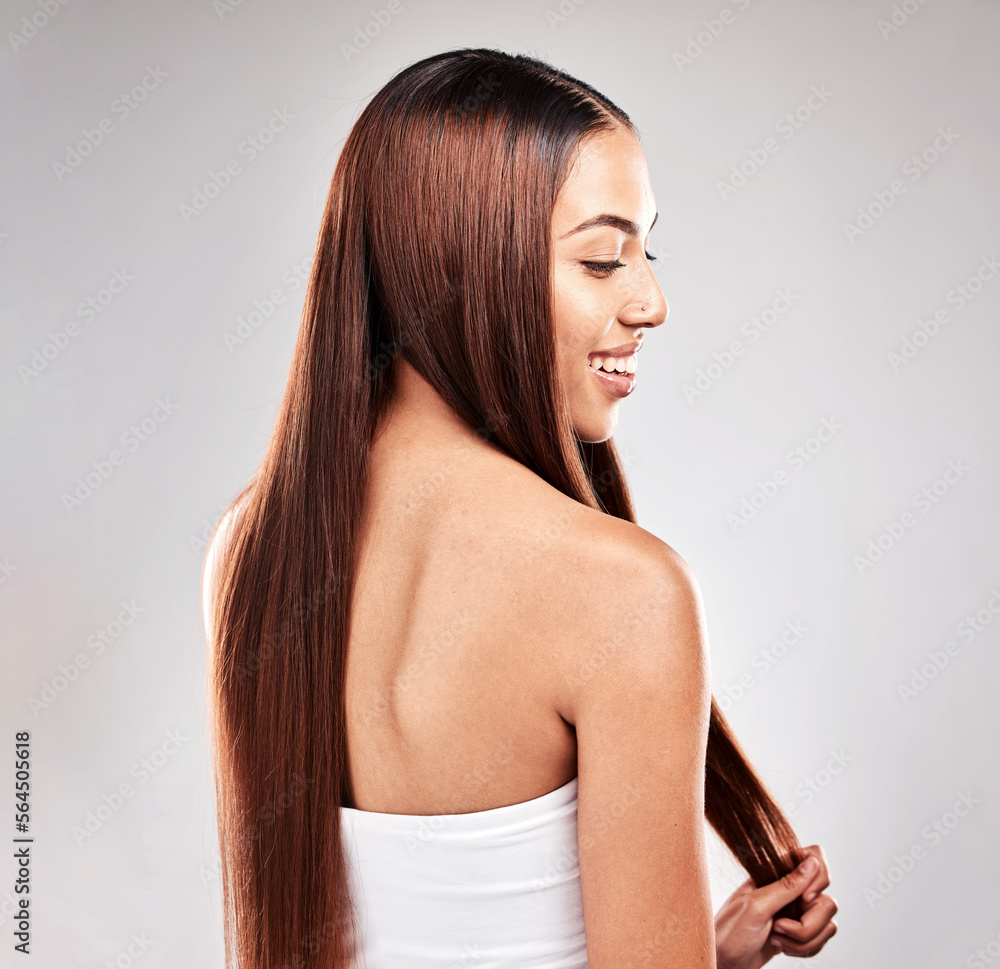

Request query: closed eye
[
  {"left": 583, "top": 251, "right": 657, "bottom": 277},
  {"left": 582, "top": 260, "right": 625, "bottom": 277}
]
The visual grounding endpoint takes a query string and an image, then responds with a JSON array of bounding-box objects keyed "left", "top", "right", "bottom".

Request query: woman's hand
[{"left": 714, "top": 844, "right": 838, "bottom": 969}]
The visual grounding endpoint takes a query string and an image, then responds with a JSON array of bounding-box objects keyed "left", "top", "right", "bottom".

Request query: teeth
[{"left": 589, "top": 354, "right": 636, "bottom": 375}]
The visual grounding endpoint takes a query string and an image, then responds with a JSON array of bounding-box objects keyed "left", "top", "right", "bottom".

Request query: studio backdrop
[{"left": 2, "top": 0, "right": 998, "bottom": 966}]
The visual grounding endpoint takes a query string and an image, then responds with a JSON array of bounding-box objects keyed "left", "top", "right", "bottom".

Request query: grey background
[{"left": 2, "top": 0, "right": 998, "bottom": 966}]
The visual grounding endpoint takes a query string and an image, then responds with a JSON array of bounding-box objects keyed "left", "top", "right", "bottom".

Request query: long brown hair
[{"left": 205, "top": 48, "right": 804, "bottom": 969}]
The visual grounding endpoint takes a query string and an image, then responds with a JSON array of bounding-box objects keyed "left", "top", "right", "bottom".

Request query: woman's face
[{"left": 550, "top": 125, "right": 667, "bottom": 444}]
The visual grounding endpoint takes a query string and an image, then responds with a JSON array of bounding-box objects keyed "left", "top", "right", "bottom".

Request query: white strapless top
[{"left": 340, "top": 776, "right": 589, "bottom": 968}]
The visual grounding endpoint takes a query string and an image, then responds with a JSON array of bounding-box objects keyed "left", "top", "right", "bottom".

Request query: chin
[{"left": 573, "top": 407, "right": 619, "bottom": 444}]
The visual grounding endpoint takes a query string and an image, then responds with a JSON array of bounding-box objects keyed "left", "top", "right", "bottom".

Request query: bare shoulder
[
  {"left": 487, "top": 472, "right": 717, "bottom": 965},
  {"left": 465, "top": 443, "right": 692, "bottom": 574},
  {"left": 455, "top": 447, "right": 709, "bottom": 725},
  {"left": 477, "top": 458, "right": 707, "bottom": 715}
]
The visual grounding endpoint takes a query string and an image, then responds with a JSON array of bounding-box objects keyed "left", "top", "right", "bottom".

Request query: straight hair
[{"left": 205, "top": 47, "right": 805, "bottom": 969}]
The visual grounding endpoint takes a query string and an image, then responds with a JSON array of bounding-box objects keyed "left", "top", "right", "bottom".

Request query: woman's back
[{"left": 343, "top": 378, "right": 591, "bottom": 815}]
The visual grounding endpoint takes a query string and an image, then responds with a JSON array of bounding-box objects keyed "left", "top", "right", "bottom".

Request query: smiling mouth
[
  {"left": 588, "top": 352, "right": 637, "bottom": 376},
  {"left": 586, "top": 338, "right": 641, "bottom": 399},
  {"left": 587, "top": 354, "right": 637, "bottom": 399}
]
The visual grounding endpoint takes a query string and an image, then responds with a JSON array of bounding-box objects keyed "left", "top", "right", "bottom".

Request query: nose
[{"left": 619, "top": 268, "right": 668, "bottom": 330}]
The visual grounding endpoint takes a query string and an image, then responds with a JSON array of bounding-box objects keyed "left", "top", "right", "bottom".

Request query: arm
[{"left": 555, "top": 526, "right": 716, "bottom": 969}]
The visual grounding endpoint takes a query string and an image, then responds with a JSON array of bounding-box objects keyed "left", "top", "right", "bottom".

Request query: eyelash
[{"left": 582, "top": 252, "right": 657, "bottom": 277}]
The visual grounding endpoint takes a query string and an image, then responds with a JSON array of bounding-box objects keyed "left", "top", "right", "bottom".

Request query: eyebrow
[{"left": 560, "top": 211, "right": 658, "bottom": 239}]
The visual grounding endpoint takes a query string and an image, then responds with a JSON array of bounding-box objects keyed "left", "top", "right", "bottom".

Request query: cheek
[
  {"left": 552, "top": 316, "right": 603, "bottom": 412},
  {"left": 552, "top": 274, "right": 612, "bottom": 357}
]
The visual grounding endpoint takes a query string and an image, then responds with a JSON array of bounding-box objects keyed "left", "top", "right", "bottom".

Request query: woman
[{"left": 202, "top": 48, "right": 837, "bottom": 969}]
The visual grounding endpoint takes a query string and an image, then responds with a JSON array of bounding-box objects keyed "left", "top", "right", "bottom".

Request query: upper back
[{"left": 342, "top": 431, "right": 604, "bottom": 814}]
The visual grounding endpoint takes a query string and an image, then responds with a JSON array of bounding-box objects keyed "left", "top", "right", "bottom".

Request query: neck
[{"left": 372, "top": 356, "right": 491, "bottom": 456}]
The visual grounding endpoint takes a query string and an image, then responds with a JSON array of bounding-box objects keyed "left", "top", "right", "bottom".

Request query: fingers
[
  {"left": 771, "top": 893, "right": 839, "bottom": 954},
  {"left": 752, "top": 854, "right": 821, "bottom": 916},
  {"left": 797, "top": 844, "right": 832, "bottom": 904},
  {"left": 772, "top": 917, "right": 837, "bottom": 958}
]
